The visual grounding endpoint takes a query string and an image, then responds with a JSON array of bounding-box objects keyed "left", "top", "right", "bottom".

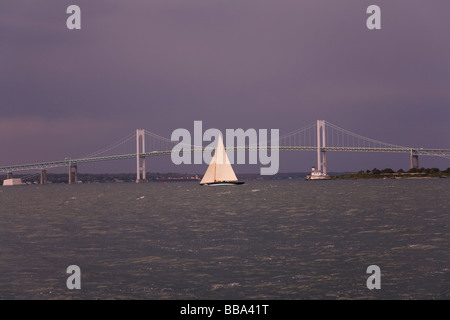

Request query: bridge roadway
[{"left": 1, "top": 146, "right": 449, "bottom": 173}]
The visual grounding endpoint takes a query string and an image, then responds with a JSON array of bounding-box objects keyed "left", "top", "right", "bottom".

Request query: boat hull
[
  {"left": 305, "top": 175, "right": 331, "bottom": 180},
  {"left": 200, "top": 181, "right": 245, "bottom": 186}
]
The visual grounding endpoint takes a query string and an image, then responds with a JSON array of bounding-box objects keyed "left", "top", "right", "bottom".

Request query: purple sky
[{"left": 1, "top": 0, "right": 449, "bottom": 174}]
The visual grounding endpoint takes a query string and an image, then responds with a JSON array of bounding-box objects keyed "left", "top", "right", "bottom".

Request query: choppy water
[{"left": 0, "top": 179, "right": 449, "bottom": 300}]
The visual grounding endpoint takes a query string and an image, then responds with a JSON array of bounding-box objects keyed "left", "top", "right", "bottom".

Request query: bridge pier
[
  {"left": 68, "top": 165, "right": 78, "bottom": 184},
  {"left": 410, "top": 151, "right": 419, "bottom": 170},
  {"left": 40, "top": 169, "right": 47, "bottom": 185}
]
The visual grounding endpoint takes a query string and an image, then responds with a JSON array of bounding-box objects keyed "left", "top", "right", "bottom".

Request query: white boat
[
  {"left": 305, "top": 167, "right": 331, "bottom": 180},
  {"left": 200, "top": 135, "right": 244, "bottom": 186}
]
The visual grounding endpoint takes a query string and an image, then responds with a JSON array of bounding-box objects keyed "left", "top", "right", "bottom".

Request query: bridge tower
[
  {"left": 136, "top": 129, "right": 146, "bottom": 183},
  {"left": 317, "top": 120, "right": 327, "bottom": 175}
]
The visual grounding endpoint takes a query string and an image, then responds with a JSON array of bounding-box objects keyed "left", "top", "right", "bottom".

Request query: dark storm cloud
[{"left": 1, "top": 0, "right": 449, "bottom": 171}]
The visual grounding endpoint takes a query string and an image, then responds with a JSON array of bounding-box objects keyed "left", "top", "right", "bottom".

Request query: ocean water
[{"left": 0, "top": 179, "right": 448, "bottom": 300}]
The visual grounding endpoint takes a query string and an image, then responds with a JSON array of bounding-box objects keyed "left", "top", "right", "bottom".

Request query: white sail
[{"left": 200, "top": 135, "right": 238, "bottom": 184}]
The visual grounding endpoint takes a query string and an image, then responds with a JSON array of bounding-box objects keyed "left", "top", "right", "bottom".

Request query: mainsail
[{"left": 200, "top": 135, "right": 238, "bottom": 185}]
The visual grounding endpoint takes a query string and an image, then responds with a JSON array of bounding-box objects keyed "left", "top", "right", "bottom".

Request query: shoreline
[{"left": 334, "top": 173, "right": 450, "bottom": 180}]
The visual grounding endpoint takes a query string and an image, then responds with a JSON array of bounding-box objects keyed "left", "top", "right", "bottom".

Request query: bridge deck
[{"left": 1, "top": 146, "right": 449, "bottom": 173}]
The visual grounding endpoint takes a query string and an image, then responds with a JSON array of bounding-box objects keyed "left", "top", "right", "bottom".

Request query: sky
[{"left": 1, "top": 0, "right": 449, "bottom": 174}]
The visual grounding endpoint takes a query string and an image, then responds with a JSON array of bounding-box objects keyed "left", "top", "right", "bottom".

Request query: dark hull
[{"left": 200, "top": 181, "right": 245, "bottom": 186}]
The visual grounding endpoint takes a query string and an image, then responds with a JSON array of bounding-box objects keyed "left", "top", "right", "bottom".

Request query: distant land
[
  {"left": 335, "top": 167, "right": 450, "bottom": 180},
  {"left": 1, "top": 167, "right": 450, "bottom": 185},
  {"left": 0, "top": 172, "right": 309, "bottom": 185}
]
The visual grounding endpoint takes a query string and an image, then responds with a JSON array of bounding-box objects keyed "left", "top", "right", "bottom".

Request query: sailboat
[{"left": 200, "top": 135, "right": 245, "bottom": 186}]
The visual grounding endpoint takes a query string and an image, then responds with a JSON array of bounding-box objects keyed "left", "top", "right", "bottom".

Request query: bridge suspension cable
[
  {"left": 323, "top": 121, "right": 408, "bottom": 149},
  {"left": 82, "top": 131, "right": 136, "bottom": 158},
  {"left": 279, "top": 121, "right": 317, "bottom": 148},
  {"left": 144, "top": 130, "right": 182, "bottom": 152},
  {"left": 1, "top": 120, "right": 449, "bottom": 174}
]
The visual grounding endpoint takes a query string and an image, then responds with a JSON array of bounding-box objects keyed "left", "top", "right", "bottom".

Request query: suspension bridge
[{"left": 1, "top": 120, "right": 449, "bottom": 184}]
